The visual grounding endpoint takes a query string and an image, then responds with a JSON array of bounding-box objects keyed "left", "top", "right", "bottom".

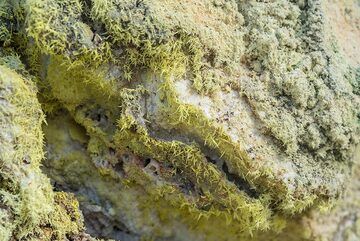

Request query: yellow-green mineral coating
[
  {"left": 0, "top": 65, "right": 86, "bottom": 240},
  {"left": 0, "top": 0, "right": 359, "bottom": 240}
]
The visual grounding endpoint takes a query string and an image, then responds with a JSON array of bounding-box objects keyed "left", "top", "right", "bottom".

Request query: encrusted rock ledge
[{"left": 0, "top": 0, "right": 359, "bottom": 240}]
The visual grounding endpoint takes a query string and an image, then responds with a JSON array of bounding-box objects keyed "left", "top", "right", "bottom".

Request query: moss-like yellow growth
[
  {"left": 1, "top": 0, "right": 359, "bottom": 240},
  {"left": 0, "top": 65, "right": 85, "bottom": 240}
]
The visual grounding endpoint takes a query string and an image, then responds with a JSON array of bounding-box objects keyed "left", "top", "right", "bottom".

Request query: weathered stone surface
[
  {"left": 0, "top": 0, "right": 359, "bottom": 240},
  {"left": 0, "top": 64, "right": 86, "bottom": 240}
]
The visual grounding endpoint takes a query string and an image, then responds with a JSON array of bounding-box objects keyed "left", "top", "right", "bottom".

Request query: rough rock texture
[
  {"left": 0, "top": 0, "right": 359, "bottom": 240},
  {"left": 0, "top": 64, "right": 88, "bottom": 240}
]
